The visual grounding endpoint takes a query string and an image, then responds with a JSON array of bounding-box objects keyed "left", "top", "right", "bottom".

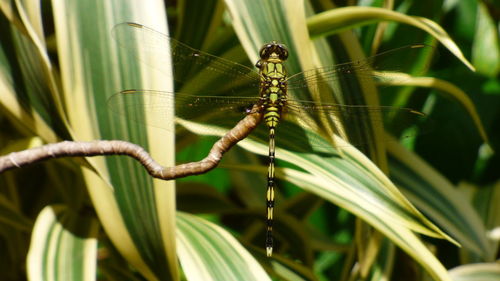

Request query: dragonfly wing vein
[
  {"left": 107, "top": 89, "right": 263, "bottom": 131},
  {"left": 282, "top": 99, "right": 427, "bottom": 149},
  {"left": 112, "top": 22, "right": 261, "bottom": 96}
]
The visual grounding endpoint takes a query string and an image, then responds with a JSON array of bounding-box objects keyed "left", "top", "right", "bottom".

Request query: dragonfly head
[{"left": 255, "top": 41, "right": 288, "bottom": 67}]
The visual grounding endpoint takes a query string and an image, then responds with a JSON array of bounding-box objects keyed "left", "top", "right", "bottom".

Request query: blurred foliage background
[{"left": 0, "top": 0, "right": 499, "bottom": 280}]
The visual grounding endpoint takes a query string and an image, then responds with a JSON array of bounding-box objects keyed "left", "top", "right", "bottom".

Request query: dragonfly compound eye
[
  {"left": 277, "top": 45, "right": 288, "bottom": 60},
  {"left": 259, "top": 44, "right": 272, "bottom": 59},
  {"left": 259, "top": 42, "right": 288, "bottom": 61}
]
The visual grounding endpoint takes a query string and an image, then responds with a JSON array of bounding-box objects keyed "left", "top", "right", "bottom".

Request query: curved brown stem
[{"left": 0, "top": 113, "right": 262, "bottom": 179}]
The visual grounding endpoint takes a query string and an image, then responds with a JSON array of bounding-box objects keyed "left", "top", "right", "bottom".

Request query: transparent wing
[
  {"left": 286, "top": 44, "right": 431, "bottom": 95},
  {"left": 280, "top": 99, "right": 428, "bottom": 151},
  {"left": 112, "top": 22, "right": 261, "bottom": 95},
  {"left": 107, "top": 90, "right": 429, "bottom": 154},
  {"left": 107, "top": 90, "right": 263, "bottom": 131}
]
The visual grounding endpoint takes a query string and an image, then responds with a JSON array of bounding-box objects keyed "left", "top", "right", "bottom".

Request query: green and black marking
[{"left": 255, "top": 41, "right": 289, "bottom": 257}]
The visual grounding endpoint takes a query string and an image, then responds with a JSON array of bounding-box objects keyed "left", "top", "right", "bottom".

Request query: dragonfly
[{"left": 108, "top": 22, "right": 427, "bottom": 257}]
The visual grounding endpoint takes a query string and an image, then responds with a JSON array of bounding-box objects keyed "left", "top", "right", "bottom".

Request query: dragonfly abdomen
[
  {"left": 266, "top": 127, "right": 276, "bottom": 257},
  {"left": 264, "top": 106, "right": 280, "bottom": 127}
]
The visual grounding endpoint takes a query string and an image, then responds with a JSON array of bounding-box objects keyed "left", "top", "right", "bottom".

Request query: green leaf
[
  {"left": 379, "top": 73, "right": 489, "bottom": 145},
  {"left": 0, "top": 3, "right": 61, "bottom": 142},
  {"left": 307, "top": 6, "right": 475, "bottom": 71},
  {"left": 27, "top": 205, "right": 99, "bottom": 281},
  {"left": 472, "top": 2, "right": 500, "bottom": 77},
  {"left": 388, "top": 140, "right": 491, "bottom": 259},
  {"left": 51, "top": 1, "right": 177, "bottom": 280},
  {"left": 176, "top": 213, "right": 271, "bottom": 281},
  {"left": 449, "top": 263, "right": 500, "bottom": 281}
]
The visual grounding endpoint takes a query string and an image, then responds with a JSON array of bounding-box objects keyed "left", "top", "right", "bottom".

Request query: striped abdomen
[{"left": 256, "top": 41, "right": 288, "bottom": 257}]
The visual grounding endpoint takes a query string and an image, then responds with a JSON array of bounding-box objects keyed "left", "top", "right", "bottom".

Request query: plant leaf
[
  {"left": 307, "top": 7, "right": 475, "bottom": 71},
  {"left": 27, "top": 205, "right": 99, "bottom": 281}
]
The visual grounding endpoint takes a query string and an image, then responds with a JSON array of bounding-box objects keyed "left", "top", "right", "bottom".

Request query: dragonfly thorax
[{"left": 256, "top": 42, "right": 288, "bottom": 129}]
